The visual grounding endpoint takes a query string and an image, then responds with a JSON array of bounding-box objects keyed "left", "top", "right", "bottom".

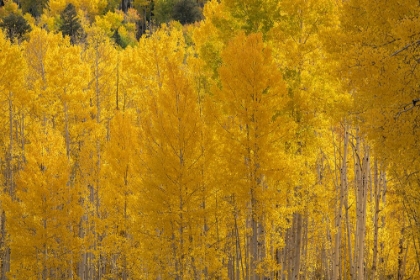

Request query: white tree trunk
[
  {"left": 353, "top": 133, "right": 369, "bottom": 280},
  {"left": 332, "top": 126, "right": 349, "bottom": 280},
  {"left": 371, "top": 159, "right": 381, "bottom": 279}
]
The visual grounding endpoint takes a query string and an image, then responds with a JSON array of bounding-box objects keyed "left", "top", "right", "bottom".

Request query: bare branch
[
  {"left": 391, "top": 44, "right": 411, "bottom": 57},
  {"left": 394, "top": 98, "right": 420, "bottom": 119},
  {"left": 390, "top": 40, "right": 420, "bottom": 57}
]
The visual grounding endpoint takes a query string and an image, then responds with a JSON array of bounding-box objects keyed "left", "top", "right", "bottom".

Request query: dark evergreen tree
[
  {"left": 59, "top": 3, "right": 84, "bottom": 44},
  {"left": 172, "top": 0, "right": 202, "bottom": 25},
  {"left": 112, "top": 28, "right": 128, "bottom": 49},
  {"left": 20, "top": 0, "right": 49, "bottom": 18},
  {"left": 0, "top": 13, "right": 31, "bottom": 42}
]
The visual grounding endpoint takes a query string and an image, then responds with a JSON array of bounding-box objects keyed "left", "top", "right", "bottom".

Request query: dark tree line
[{"left": 0, "top": 0, "right": 204, "bottom": 45}]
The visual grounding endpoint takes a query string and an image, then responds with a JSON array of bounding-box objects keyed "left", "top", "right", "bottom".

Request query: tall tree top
[{"left": 59, "top": 3, "right": 84, "bottom": 44}]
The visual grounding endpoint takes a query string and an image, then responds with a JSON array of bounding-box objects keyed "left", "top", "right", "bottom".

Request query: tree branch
[
  {"left": 390, "top": 40, "right": 420, "bottom": 57},
  {"left": 394, "top": 98, "right": 420, "bottom": 119}
]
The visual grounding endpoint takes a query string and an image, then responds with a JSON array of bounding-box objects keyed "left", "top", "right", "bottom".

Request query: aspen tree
[
  {"left": 100, "top": 111, "right": 142, "bottom": 279},
  {"left": 214, "top": 32, "right": 294, "bottom": 279},
  {"left": 2, "top": 121, "right": 83, "bottom": 279},
  {"left": 43, "top": 33, "right": 89, "bottom": 158},
  {"left": 270, "top": 4, "right": 342, "bottom": 275},
  {"left": 331, "top": 123, "right": 348, "bottom": 280},
  {"left": 77, "top": 29, "right": 117, "bottom": 279},
  {"left": 0, "top": 0, "right": 419, "bottom": 278},
  {"left": 336, "top": 0, "right": 420, "bottom": 277},
  {"left": 193, "top": 2, "right": 345, "bottom": 278},
  {"left": 186, "top": 53, "right": 220, "bottom": 279},
  {"left": 138, "top": 28, "right": 212, "bottom": 278},
  {"left": 351, "top": 131, "right": 369, "bottom": 280},
  {"left": 0, "top": 29, "right": 27, "bottom": 280}
]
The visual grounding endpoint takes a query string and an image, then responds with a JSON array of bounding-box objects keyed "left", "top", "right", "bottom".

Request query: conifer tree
[
  {"left": 173, "top": 0, "right": 202, "bottom": 24},
  {"left": 0, "top": 13, "right": 31, "bottom": 42},
  {"left": 59, "top": 3, "right": 84, "bottom": 44},
  {"left": 20, "top": 0, "right": 48, "bottom": 17}
]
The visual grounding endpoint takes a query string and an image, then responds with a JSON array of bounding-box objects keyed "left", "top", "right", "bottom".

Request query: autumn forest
[{"left": 0, "top": 0, "right": 419, "bottom": 279}]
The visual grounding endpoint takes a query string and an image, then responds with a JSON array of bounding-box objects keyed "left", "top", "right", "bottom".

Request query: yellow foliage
[
  {"left": 0, "top": 1, "right": 418, "bottom": 278},
  {"left": 94, "top": 10, "right": 124, "bottom": 37},
  {"left": 3, "top": 121, "right": 82, "bottom": 278}
]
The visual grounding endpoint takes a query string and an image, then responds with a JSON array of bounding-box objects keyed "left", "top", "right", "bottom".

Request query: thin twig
[
  {"left": 394, "top": 98, "right": 420, "bottom": 119},
  {"left": 390, "top": 40, "right": 420, "bottom": 57}
]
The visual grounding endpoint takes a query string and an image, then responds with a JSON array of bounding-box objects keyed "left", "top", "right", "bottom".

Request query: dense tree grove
[{"left": 0, "top": 0, "right": 420, "bottom": 279}]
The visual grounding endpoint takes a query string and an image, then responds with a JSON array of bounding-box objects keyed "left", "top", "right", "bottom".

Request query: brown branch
[
  {"left": 390, "top": 40, "right": 420, "bottom": 57},
  {"left": 394, "top": 98, "right": 420, "bottom": 119}
]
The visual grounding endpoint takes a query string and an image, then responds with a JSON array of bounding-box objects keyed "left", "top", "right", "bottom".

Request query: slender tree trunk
[
  {"left": 371, "top": 159, "right": 380, "bottom": 280},
  {"left": 281, "top": 224, "right": 290, "bottom": 280},
  {"left": 228, "top": 242, "right": 234, "bottom": 280},
  {"left": 301, "top": 215, "right": 308, "bottom": 279},
  {"left": 143, "top": 8, "right": 147, "bottom": 33},
  {"left": 121, "top": 165, "right": 129, "bottom": 280},
  {"left": 197, "top": 86, "right": 209, "bottom": 279},
  {"left": 42, "top": 217, "right": 48, "bottom": 280},
  {"left": 250, "top": 189, "right": 259, "bottom": 280},
  {"left": 7, "top": 92, "right": 14, "bottom": 197},
  {"left": 0, "top": 210, "right": 9, "bottom": 280},
  {"left": 171, "top": 228, "right": 180, "bottom": 280},
  {"left": 115, "top": 55, "right": 119, "bottom": 111},
  {"left": 333, "top": 126, "right": 348, "bottom": 280},
  {"left": 406, "top": 200, "right": 420, "bottom": 276},
  {"left": 321, "top": 236, "right": 330, "bottom": 280},
  {"left": 1, "top": 92, "right": 15, "bottom": 280},
  {"left": 121, "top": 0, "right": 130, "bottom": 13},
  {"left": 344, "top": 166, "right": 354, "bottom": 279},
  {"left": 95, "top": 50, "right": 101, "bottom": 125},
  {"left": 353, "top": 133, "right": 368, "bottom": 280},
  {"left": 64, "top": 101, "right": 70, "bottom": 158},
  {"left": 245, "top": 212, "right": 251, "bottom": 280},
  {"left": 397, "top": 226, "right": 406, "bottom": 280},
  {"left": 287, "top": 219, "right": 293, "bottom": 280},
  {"left": 234, "top": 209, "right": 244, "bottom": 280},
  {"left": 94, "top": 45, "right": 104, "bottom": 280},
  {"left": 292, "top": 213, "right": 303, "bottom": 280},
  {"left": 78, "top": 211, "right": 88, "bottom": 280},
  {"left": 258, "top": 215, "right": 266, "bottom": 276},
  {"left": 378, "top": 171, "right": 387, "bottom": 279}
]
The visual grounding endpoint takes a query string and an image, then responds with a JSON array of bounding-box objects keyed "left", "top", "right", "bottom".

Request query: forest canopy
[{"left": 0, "top": 0, "right": 420, "bottom": 279}]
